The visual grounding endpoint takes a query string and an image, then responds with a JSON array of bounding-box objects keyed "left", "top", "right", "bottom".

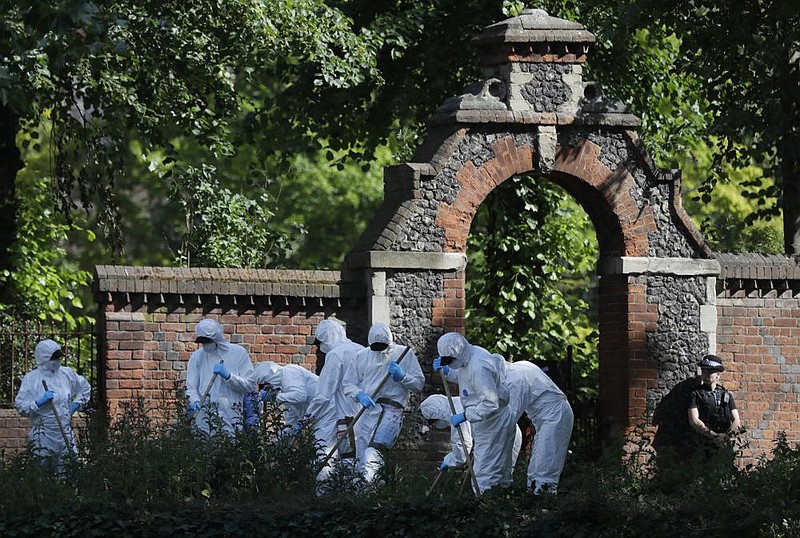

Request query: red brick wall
[
  {"left": 716, "top": 295, "right": 800, "bottom": 457},
  {"left": 0, "top": 409, "right": 28, "bottom": 452},
  {"left": 93, "top": 267, "right": 365, "bottom": 421},
  {"left": 100, "top": 309, "right": 340, "bottom": 418},
  {"left": 431, "top": 271, "right": 466, "bottom": 335}
]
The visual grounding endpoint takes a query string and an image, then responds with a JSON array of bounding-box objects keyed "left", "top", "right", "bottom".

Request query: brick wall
[
  {"left": 715, "top": 254, "right": 800, "bottom": 459},
  {"left": 93, "top": 266, "right": 366, "bottom": 419},
  {"left": 0, "top": 409, "right": 27, "bottom": 452}
]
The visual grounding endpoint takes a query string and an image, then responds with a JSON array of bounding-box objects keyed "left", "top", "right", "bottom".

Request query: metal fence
[
  {"left": 535, "top": 346, "right": 600, "bottom": 458},
  {"left": 0, "top": 320, "right": 97, "bottom": 408}
]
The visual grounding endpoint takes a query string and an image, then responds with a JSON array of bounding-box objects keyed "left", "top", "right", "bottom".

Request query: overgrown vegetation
[{"left": 2, "top": 392, "right": 799, "bottom": 536}]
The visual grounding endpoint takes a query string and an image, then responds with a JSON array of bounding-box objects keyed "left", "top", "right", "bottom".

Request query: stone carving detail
[
  {"left": 579, "top": 82, "right": 630, "bottom": 114},
  {"left": 437, "top": 78, "right": 508, "bottom": 113}
]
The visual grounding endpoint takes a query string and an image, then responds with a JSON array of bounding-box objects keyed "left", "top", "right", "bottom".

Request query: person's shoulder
[
  {"left": 58, "top": 365, "right": 79, "bottom": 376},
  {"left": 716, "top": 384, "right": 732, "bottom": 394},
  {"left": 230, "top": 343, "right": 251, "bottom": 357}
]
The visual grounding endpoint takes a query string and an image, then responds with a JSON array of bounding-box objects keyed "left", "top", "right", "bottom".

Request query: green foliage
[
  {"left": 2, "top": 409, "right": 800, "bottom": 536},
  {"left": 1, "top": 0, "right": 383, "bottom": 250},
  {"left": 168, "top": 163, "right": 304, "bottom": 268},
  {"left": 681, "top": 139, "right": 783, "bottom": 253},
  {"left": 268, "top": 144, "right": 387, "bottom": 269},
  {"left": 0, "top": 123, "right": 93, "bottom": 326},
  {"left": 466, "top": 177, "right": 598, "bottom": 394}
]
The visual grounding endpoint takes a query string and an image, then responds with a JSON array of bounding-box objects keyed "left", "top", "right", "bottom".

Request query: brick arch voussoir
[
  {"left": 551, "top": 138, "right": 652, "bottom": 257},
  {"left": 436, "top": 135, "right": 536, "bottom": 252}
]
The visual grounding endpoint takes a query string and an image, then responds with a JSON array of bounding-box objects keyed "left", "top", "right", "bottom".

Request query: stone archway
[{"left": 346, "top": 9, "right": 720, "bottom": 433}]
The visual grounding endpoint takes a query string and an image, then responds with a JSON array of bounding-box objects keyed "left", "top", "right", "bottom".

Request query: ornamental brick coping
[
  {"left": 94, "top": 265, "right": 360, "bottom": 300},
  {"left": 715, "top": 253, "right": 800, "bottom": 281}
]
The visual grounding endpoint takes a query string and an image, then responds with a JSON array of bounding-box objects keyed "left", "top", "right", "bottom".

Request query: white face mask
[
  {"left": 449, "top": 358, "right": 464, "bottom": 370},
  {"left": 202, "top": 342, "right": 216, "bottom": 353},
  {"left": 41, "top": 359, "right": 61, "bottom": 373}
]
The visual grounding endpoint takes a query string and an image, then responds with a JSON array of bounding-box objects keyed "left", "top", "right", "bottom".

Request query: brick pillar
[
  {"left": 432, "top": 271, "right": 466, "bottom": 334},
  {"left": 598, "top": 274, "right": 658, "bottom": 433}
]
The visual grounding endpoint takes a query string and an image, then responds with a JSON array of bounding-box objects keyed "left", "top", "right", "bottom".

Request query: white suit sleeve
[
  {"left": 341, "top": 358, "right": 364, "bottom": 400},
  {"left": 15, "top": 372, "right": 41, "bottom": 417},
  {"left": 398, "top": 351, "right": 424, "bottom": 393},
  {"left": 464, "top": 362, "right": 501, "bottom": 422},
  {"left": 186, "top": 353, "right": 203, "bottom": 405},
  {"left": 222, "top": 348, "right": 256, "bottom": 394},
  {"left": 68, "top": 369, "right": 91, "bottom": 406}
]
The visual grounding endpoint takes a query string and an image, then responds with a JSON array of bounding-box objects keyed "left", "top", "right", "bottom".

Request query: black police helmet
[{"left": 698, "top": 354, "right": 724, "bottom": 372}]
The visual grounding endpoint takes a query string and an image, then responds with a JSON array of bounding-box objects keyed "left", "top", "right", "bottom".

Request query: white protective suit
[
  {"left": 505, "top": 360, "right": 574, "bottom": 493},
  {"left": 255, "top": 361, "right": 318, "bottom": 434},
  {"left": 186, "top": 319, "right": 256, "bottom": 435},
  {"left": 421, "top": 394, "right": 523, "bottom": 470},
  {"left": 420, "top": 394, "right": 472, "bottom": 468},
  {"left": 437, "top": 332, "right": 516, "bottom": 494},
  {"left": 342, "top": 323, "right": 424, "bottom": 482},
  {"left": 306, "top": 319, "right": 364, "bottom": 459},
  {"left": 15, "top": 339, "right": 91, "bottom": 465}
]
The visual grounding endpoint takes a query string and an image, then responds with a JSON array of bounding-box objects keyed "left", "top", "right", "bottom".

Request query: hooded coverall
[
  {"left": 342, "top": 323, "right": 424, "bottom": 482},
  {"left": 437, "top": 332, "right": 516, "bottom": 494},
  {"left": 505, "top": 360, "right": 573, "bottom": 493},
  {"left": 15, "top": 339, "right": 91, "bottom": 469},
  {"left": 306, "top": 319, "right": 364, "bottom": 459},
  {"left": 255, "top": 361, "right": 318, "bottom": 434},
  {"left": 186, "top": 319, "right": 256, "bottom": 435}
]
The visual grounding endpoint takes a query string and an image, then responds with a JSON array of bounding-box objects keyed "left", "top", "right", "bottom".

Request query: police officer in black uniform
[{"left": 688, "top": 354, "right": 742, "bottom": 446}]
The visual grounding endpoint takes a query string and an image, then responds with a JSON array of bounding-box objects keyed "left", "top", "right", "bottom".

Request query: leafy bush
[{"left": 1, "top": 401, "right": 799, "bottom": 537}]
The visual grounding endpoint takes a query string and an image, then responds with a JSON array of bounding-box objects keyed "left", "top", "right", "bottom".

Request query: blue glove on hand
[
  {"left": 356, "top": 391, "right": 376, "bottom": 408},
  {"left": 188, "top": 401, "right": 201, "bottom": 418},
  {"left": 213, "top": 363, "right": 231, "bottom": 380},
  {"left": 70, "top": 402, "right": 80, "bottom": 416},
  {"left": 451, "top": 412, "right": 467, "bottom": 427},
  {"left": 388, "top": 362, "right": 406, "bottom": 382},
  {"left": 432, "top": 357, "right": 450, "bottom": 376},
  {"left": 439, "top": 458, "right": 449, "bottom": 471},
  {"left": 35, "top": 390, "right": 54, "bottom": 408}
]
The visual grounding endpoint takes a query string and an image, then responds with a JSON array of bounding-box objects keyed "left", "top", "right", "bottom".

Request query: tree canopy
[{"left": 0, "top": 0, "right": 790, "bottom": 396}]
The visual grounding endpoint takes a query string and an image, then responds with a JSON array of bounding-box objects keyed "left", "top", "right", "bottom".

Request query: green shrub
[{"left": 1, "top": 407, "right": 799, "bottom": 537}]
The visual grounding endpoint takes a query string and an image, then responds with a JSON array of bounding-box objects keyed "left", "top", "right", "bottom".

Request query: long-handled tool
[
  {"left": 317, "top": 346, "right": 411, "bottom": 471},
  {"left": 440, "top": 369, "right": 481, "bottom": 497},
  {"left": 426, "top": 467, "right": 446, "bottom": 497},
  {"left": 191, "top": 359, "right": 224, "bottom": 421},
  {"left": 41, "top": 380, "right": 74, "bottom": 454},
  {"left": 458, "top": 448, "right": 475, "bottom": 495},
  {"left": 200, "top": 359, "right": 224, "bottom": 405}
]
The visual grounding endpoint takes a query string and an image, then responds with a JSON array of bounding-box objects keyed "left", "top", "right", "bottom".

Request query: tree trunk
[
  {"left": 0, "top": 104, "right": 22, "bottom": 305},
  {"left": 780, "top": 50, "right": 800, "bottom": 255},
  {"left": 783, "top": 154, "right": 800, "bottom": 256}
]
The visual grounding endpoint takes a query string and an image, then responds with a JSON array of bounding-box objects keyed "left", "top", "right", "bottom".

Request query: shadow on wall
[{"left": 652, "top": 376, "right": 699, "bottom": 463}]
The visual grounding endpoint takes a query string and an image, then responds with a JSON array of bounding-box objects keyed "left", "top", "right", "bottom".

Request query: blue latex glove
[
  {"left": 188, "top": 401, "right": 201, "bottom": 418},
  {"left": 35, "top": 390, "right": 55, "bottom": 408},
  {"left": 439, "top": 458, "right": 449, "bottom": 471},
  {"left": 388, "top": 362, "right": 406, "bottom": 382},
  {"left": 432, "top": 357, "right": 450, "bottom": 376},
  {"left": 451, "top": 412, "right": 467, "bottom": 427},
  {"left": 356, "top": 391, "right": 376, "bottom": 408},
  {"left": 213, "top": 362, "right": 231, "bottom": 380},
  {"left": 70, "top": 402, "right": 80, "bottom": 416}
]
